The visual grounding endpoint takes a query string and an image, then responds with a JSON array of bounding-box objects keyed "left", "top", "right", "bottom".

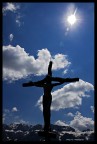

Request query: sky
[{"left": 2, "top": 2, "right": 94, "bottom": 131}]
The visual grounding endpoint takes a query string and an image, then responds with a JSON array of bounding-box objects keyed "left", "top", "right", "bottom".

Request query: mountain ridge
[{"left": 2, "top": 123, "right": 94, "bottom": 141}]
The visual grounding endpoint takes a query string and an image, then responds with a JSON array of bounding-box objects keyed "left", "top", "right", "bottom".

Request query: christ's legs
[{"left": 43, "top": 95, "right": 52, "bottom": 131}]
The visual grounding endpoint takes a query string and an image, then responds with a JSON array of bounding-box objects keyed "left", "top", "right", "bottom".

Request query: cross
[{"left": 22, "top": 61, "right": 79, "bottom": 132}]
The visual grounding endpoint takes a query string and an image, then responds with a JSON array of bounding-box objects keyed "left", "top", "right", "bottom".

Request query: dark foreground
[{"left": 2, "top": 123, "right": 94, "bottom": 141}]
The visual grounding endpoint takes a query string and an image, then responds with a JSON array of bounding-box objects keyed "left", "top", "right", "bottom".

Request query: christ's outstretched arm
[
  {"left": 51, "top": 77, "right": 79, "bottom": 83},
  {"left": 52, "top": 81, "right": 64, "bottom": 87},
  {"left": 22, "top": 81, "right": 45, "bottom": 87},
  {"left": 22, "top": 81, "right": 34, "bottom": 87}
]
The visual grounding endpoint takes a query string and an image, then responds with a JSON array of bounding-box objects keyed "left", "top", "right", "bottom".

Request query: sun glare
[{"left": 67, "top": 14, "right": 76, "bottom": 25}]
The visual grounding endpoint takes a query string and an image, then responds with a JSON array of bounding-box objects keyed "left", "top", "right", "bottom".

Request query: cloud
[
  {"left": 15, "top": 14, "right": 23, "bottom": 27},
  {"left": 3, "top": 114, "right": 6, "bottom": 123},
  {"left": 90, "top": 106, "right": 94, "bottom": 113},
  {"left": 3, "top": 113, "right": 29, "bottom": 125},
  {"left": 70, "top": 111, "right": 94, "bottom": 131},
  {"left": 3, "top": 45, "right": 71, "bottom": 82},
  {"left": 16, "top": 19, "right": 21, "bottom": 27},
  {"left": 67, "top": 112, "right": 74, "bottom": 117},
  {"left": 9, "top": 34, "right": 14, "bottom": 41},
  {"left": 3, "top": 108, "right": 29, "bottom": 124},
  {"left": 3, "top": 109, "right": 10, "bottom": 123},
  {"left": 55, "top": 112, "right": 94, "bottom": 131},
  {"left": 63, "top": 69, "right": 68, "bottom": 74},
  {"left": 12, "top": 107, "right": 18, "bottom": 112},
  {"left": 2, "top": 3, "right": 23, "bottom": 27},
  {"left": 18, "top": 119, "right": 29, "bottom": 124},
  {"left": 36, "top": 79, "right": 94, "bottom": 111},
  {"left": 55, "top": 120, "right": 69, "bottom": 126},
  {"left": 13, "top": 117, "right": 29, "bottom": 125},
  {"left": 3, "top": 3, "right": 20, "bottom": 13}
]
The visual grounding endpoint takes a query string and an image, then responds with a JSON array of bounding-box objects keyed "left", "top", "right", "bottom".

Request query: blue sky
[{"left": 3, "top": 2, "right": 94, "bottom": 131}]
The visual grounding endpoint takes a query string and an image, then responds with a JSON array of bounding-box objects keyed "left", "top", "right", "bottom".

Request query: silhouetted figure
[{"left": 22, "top": 61, "right": 79, "bottom": 132}]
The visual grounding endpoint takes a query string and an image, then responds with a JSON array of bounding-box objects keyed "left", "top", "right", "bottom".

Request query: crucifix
[{"left": 22, "top": 61, "right": 79, "bottom": 133}]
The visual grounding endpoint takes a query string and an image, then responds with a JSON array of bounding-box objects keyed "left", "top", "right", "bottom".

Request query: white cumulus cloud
[
  {"left": 15, "top": 14, "right": 23, "bottom": 27},
  {"left": 9, "top": 34, "right": 14, "bottom": 41},
  {"left": 3, "top": 108, "right": 30, "bottom": 124},
  {"left": 12, "top": 107, "right": 18, "bottom": 112},
  {"left": 2, "top": 3, "right": 22, "bottom": 27},
  {"left": 67, "top": 112, "right": 74, "bottom": 117},
  {"left": 14, "top": 119, "right": 29, "bottom": 125},
  {"left": 3, "top": 45, "right": 71, "bottom": 82},
  {"left": 55, "top": 112, "right": 94, "bottom": 131},
  {"left": 16, "top": 19, "right": 21, "bottom": 27},
  {"left": 90, "top": 106, "right": 94, "bottom": 113},
  {"left": 36, "top": 79, "right": 94, "bottom": 111},
  {"left": 55, "top": 120, "right": 69, "bottom": 126},
  {"left": 3, "top": 114, "right": 6, "bottom": 123},
  {"left": 63, "top": 69, "right": 68, "bottom": 74},
  {"left": 3, "top": 3, "right": 20, "bottom": 13},
  {"left": 70, "top": 111, "right": 94, "bottom": 131}
]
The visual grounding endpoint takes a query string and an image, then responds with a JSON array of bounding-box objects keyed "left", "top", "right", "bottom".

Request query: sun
[
  {"left": 63, "top": 7, "right": 81, "bottom": 34},
  {"left": 67, "top": 14, "right": 77, "bottom": 26}
]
